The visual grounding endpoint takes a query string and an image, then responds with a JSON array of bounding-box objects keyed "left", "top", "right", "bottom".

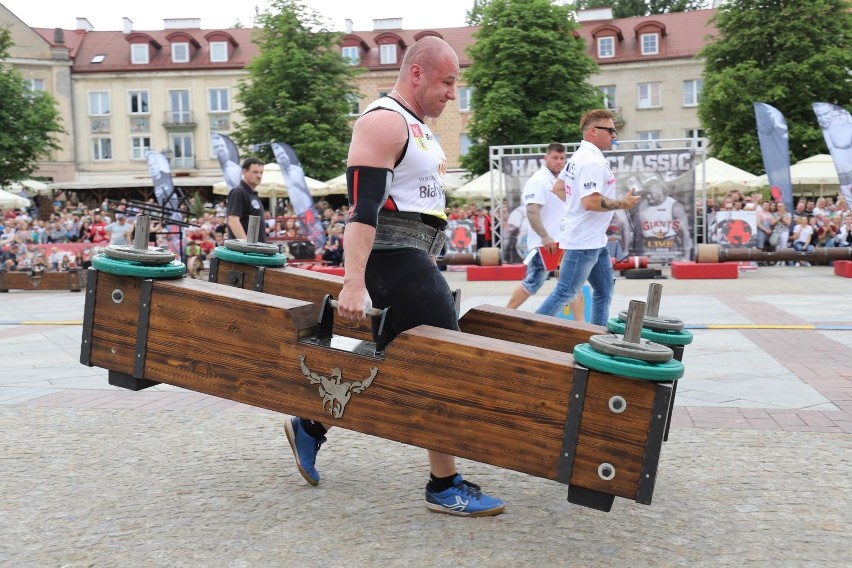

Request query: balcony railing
[
  {"left": 172, "top": 156, "right": 196, "bottom": 170},
  {"left": 610, "top": 106, "right": 624, "bottom": 126},
  {"left": 163, "top": 111, "right": 196, "bottom": 128}
]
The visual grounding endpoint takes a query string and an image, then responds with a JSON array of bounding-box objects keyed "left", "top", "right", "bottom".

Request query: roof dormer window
[
  {"left": 172, "top": 42, "right": 190, "bottom": 63},
  {"left": 380, "top": 44, "right": 397, "bottom": 65},
  {"left": 342, "top": 46, "right": 360, "bottom": 65},
  {"left": 641, "top": 33, "right": 659, "bottom": 55},
  {"left": 597, "top": 36, "right": 615, "bottom": 58},
  {"left": 130, "top": 44, "right": 148, "bottom": 64},
  {"left": 210, "top": 41, "right": 228, "bottom": 63}
]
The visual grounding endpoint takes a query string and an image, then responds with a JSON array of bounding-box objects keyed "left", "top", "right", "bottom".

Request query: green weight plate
[
  {"left": 573, "top": 343, "right": 684, "bottom": 381},
  {"left": 92, "top": 254, "right": 186, "bottom": 278},
  {"left": 607, "top": 317, "right": 694, "bottom": 346},
  {"left": 213, "top": 246, "right": 287, "bottom": 267}
]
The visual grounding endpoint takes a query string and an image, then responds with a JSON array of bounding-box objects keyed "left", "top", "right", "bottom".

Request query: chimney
[
  {"left": 123, "top": 17, "right": 133, "bottom": 34},
  {"left": 76, "top": 18, "right": 94, "bottom": 32},
  {"left": 164, "top": 18, "right": 201, "bottom": 29},
  {"left": 345, "top": 19, "right": 353, "bottom": 34},
  {"left": 53, "top": 28, "right": 65, "bottom": 45},
  {"left": 576, "top": 8, "right": 613, "bottom": 22},
  {"left": 373, "top": 18, "right": 402, "bottom": 31}
]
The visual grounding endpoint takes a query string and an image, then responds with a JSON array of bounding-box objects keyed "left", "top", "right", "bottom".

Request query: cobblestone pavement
[{"left": 1, "top": 265, "right": 850, "bottom": 566}]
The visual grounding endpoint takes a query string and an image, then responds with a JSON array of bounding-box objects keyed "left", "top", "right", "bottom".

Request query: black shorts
[{"left": 365, "top": 248, "right": 458, "bottom": 343}]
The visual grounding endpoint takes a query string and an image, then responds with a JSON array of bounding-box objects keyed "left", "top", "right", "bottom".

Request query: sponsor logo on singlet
[{"left": 411, "top": 124, "right": 428, "bottom": 151}]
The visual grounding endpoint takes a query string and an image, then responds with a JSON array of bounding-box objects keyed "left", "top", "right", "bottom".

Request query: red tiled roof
[
  {"left": 53, "top": 27, "right": 260, "bottom": 73},
  {"left": 32, "top": 27, "right": 87, "bottom": 58},
  {"left": 343, "top": 26, "right": 478, "bottom": 68},
  {"left": 575, "top": 9, "right": 717, "bottom": 64}
]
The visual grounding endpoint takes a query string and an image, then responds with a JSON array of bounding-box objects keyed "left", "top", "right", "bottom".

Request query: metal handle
[{"left": 329, "top": 299, "right": 383, "bottom": 318}]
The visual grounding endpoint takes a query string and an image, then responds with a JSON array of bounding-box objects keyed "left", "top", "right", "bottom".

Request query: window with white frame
[
  {"left": 641, "top": 33, "right": 659, "bottom": 55},
  {"left": 25, "top": 78, "right": 45, "bottom": 91},
  {"left": 597, "top": 37, "right": 614, "bottom": 58},
  {"left": 685, "top": 128, "right": 706, "bottom": 149},
  {"left": 88, "top": 91, "right": 110, "bottom": 116},
  {"left": 380, "top": 44, "right": 397, "bottom": 65},
  {"left": 128, "top": 90, "right": 149, "bottom": 114},
  {"left": 130, "top": 44, "right": 148, "bottom": 64},
  {"left": 210, "top": 41, "right": 228, "bottom": 62},
  {"left": 346, "top": 94, "right": 359, "bottom": 116},
  {"left": 172, "top": 42, "right": 189, "bottom": 63},
  {"left": 460, "top": 133, "right": 472, "bottom": 156},
  {"left": 638, "top": 131, "right": 661, "bottom": 149},
  {"left": 130, "top": 136, "right": 152, "bottom": 160},
  {"left": 683, "top": 79, "right": 703, "bottom": 107},
  {"left": 637, "top": 83, "right": 661, "bottom": 109},
  {"left": 92, "top": 138, "right": 112, "bottom": 161},
  {"left": 599, "top": 85, "right": 616, "bottom": 109},
  {"left": 458, "top": 86, "right": 473, "bottom": 112},
  {"left": 209, "top": 88, "right": 229, "bottom": 112},
  {"left": 342, "top": 46, "right": 359, "bottom": 65}
]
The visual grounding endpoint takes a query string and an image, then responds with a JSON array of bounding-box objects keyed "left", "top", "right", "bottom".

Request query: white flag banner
[{"left": 813, "top": 102, "right": 852, "bottom": 205}]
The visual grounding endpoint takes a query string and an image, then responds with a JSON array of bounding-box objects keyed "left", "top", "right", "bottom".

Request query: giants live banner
[
  {"left": 271, "top": 142, "right": 326, "bottom": 249},
  {"left": 211, "top": 133, "right": 242, "bottom": 192},
  {"left": 813, "top": 102, "right": 852, "bottom": 205},
  {"left": 754, "top": 103, "right": 793, "bottom": 212},
  {"left": 500, "top": 149, "right": 696, "bottom": 264}
]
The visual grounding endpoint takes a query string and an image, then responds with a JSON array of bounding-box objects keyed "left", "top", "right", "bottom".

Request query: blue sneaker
[
  {"left": 284, "top": 417, "right": 325, "bottom": 486},
  {"left": 424, "top": 474, "right": 505, "bottom": 517}
]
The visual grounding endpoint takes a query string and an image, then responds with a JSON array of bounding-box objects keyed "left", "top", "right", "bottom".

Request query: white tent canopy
[
  {"left": 749, "top": 154, "right": 841, "bottom": 192},
  {"left": 212, "top": 163, "right": 334, "bottom": 198},
  {"left": 695, "top": 157, "right": 757, "bottom": 193},
  {"left": 451, "top": 171, "right": 505, "bottom": 201},
  {"left": 0, "top": 188, "right": 31, "bottom": 209},
  {"left": 1, "top": 179, "right": 50, "bottom": 195}
]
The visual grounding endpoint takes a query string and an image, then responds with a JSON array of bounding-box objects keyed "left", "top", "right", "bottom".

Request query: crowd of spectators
[{"left": 699, "top": 190, "right": 851, "bottom": 265}]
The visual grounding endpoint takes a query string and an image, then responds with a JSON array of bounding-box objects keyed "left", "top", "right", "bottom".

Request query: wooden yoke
[
  {"left": 0, "top": 268, "right": 86, "bottom": 292},
  {"left": 82, "top": 267, "right": 674, "bottom": 512}
]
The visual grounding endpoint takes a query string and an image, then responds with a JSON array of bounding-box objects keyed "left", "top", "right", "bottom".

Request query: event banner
[
  {"left": 145, "top": 151, "right": 183, "bottom": 223},
  {"left": 754, "top": 102, "right": 794, "bottom": 212},
  {"left": 445, "top": 219, "right": 476, "bottom": 254},
  {"left": 271, "top": 142, "right": 326, "bottom": 249},
  {"left": 499, "top": 149, "right": 696, "bottom": 264},
  {"left": 211, "top": 133, "right": 242, "bottom": 192},
  {"left": 706, "top": 211, "right": 758, "bottom": 249},
  {"left": 813, "top": 102, "right": 852, "bottom": 205}
]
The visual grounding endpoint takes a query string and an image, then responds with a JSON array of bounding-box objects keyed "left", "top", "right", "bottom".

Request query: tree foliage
[
  {"left": 571, "top": 0, "right": 708, "bottom": 18},
  {"left": 698, "top": 0, "right": 852, "bottom": 174},
  {"left": 461, "top": 0, "right": 602, "bottom": 174},
  {"left": 234, "top": 0, "right": 359, "bottom": 180},
  {"left": 0, "top": 29, "right": 63, "bottom": 187}
]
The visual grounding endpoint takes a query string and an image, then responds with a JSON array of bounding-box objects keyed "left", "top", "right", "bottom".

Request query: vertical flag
[
  {"left": 754, "top": 103, "right": 794, "bottom": 212},
  {"left": 211, "top": 133, "right": 242, "bottom": 192},
  {"left": 812, "top": 102, "right": 852, "bottom": 206},
  {"left": 146, "top": 150, "right": 183, "bottom": 254},
  {"left": 271, "top": 142, "right": 326, "bottom": 248}
]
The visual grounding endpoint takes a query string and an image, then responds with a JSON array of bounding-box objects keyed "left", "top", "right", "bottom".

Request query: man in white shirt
[
  {"left": 505, "top": 143, "right": 584, "bottom": 321},
  {"left": 535, "top": 109, "right": 640, "bottom": 325}
]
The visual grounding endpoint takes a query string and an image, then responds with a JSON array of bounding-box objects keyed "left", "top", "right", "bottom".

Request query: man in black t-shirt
[{"left": 226, "top": 158, "right": 265, "bottom": 242}]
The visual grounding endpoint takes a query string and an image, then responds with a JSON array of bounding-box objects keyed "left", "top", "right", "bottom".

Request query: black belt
[{"left": 373, "top": 211, "right": 447, "bottom": 256}]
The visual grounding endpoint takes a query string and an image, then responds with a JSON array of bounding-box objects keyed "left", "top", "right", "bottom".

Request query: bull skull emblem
[{"left": 298, "top": 355, "right": 378, "bottom": 419}]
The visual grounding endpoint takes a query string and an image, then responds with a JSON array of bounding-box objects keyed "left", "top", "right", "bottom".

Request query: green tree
[
  {"left": 462, "top": 0, "right": 602, "bottom": 175},
  {"left": 699, "top": 0, "right": 852, "bottom": 174},
  {"left": 572, "top": 0, "right": 707, "bottom": 18},
  {"left": 234, "top": 0, "right": 358, "bottom": 180},
  {"left": 0, "top": 29, "right": 63, "bottom": 187}
]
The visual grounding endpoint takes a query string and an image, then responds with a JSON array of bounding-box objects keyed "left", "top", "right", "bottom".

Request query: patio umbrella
[
  {"left": 695, "top": 157, "right": 757, "bottom": 193},
  {"left": 0, "top": 188, "right": 31, "bottom": 209},
  {"left": 1, "top": 179, "right": 50, "bottom": 196},
  {"left": 749, "top": 154, "right": 841, "bottom": 193},
  {"left": 452, "top": 171, "right": 505, "bottom": 201}
]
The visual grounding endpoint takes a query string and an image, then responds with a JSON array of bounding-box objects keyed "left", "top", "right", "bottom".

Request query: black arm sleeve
[{"left": 346, "top": 166, "right": 393, "bottom": 228}]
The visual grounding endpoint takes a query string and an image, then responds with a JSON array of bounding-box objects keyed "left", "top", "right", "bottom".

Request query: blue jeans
[
  {"left": 793, "top": 241, "right": 814, "bottom": 253},
  {"left": 535, "top": 247, "right": 613, "bottom": 326},
  {"left": 520, "top": 252, "right": 548, "bottom": 295}
]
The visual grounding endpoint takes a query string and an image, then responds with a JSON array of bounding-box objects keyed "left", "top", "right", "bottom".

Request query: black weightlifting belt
[{"left": 373, "top": 211, "right": 448, "bottom": 256}]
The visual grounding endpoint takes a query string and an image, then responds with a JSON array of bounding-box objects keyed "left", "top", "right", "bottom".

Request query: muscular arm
[
  {"left": 337, "top": 109, "right": 407, "bottom": 321},
  {"left": 526, "top": 203, "right": 556, "bottom": 254},
  {"left": 581, "top": 191, "right": 641, "bottom": 212},
  {"left": 673, "top": 202, "right": 693, "bottom": 255},
  {"left": 227, "top": 215, "right": 246, "bottom": 240}
]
